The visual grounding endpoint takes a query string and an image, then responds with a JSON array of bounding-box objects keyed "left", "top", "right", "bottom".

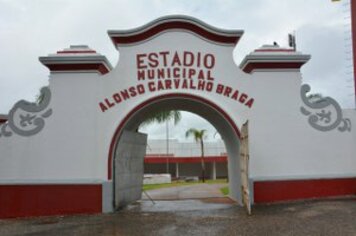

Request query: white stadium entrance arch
[
  {"left": 109, "top": 94, "right": 243, "bottom": 210},
  {"left": 0, "top": 16, "right": 355, "bottom": 218}
]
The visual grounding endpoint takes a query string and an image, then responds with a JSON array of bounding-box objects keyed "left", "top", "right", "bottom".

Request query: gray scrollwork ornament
[
  {"left": 0, "top": 87, "right": 53, "bottom": 138},
  {"left": 300, "top": 84, "right": 351, "bottom": 132}
]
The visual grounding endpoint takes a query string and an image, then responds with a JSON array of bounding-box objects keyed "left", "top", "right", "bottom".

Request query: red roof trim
[
  {"left": 254, "top": 49, "right": 295, "bottom": 52},
  {"left": 110, "top": 21, "right": 240, "bottom": 46},
  {"left": 44, "top": 63, "right": 110, "bottom": 75},
  {"left": 57, "top": 50, "right": 97, "bottom": 54},
  {"left": 242, "top": 62, "right": 305, "bottom": 73}
]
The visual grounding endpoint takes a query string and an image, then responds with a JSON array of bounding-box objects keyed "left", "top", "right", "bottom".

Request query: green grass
[
  {"left": 143, "top": 179, "right": 228, "bottom": 191},
  {"left": 220, "top": 186, "right": 229, "bottom": 195}
]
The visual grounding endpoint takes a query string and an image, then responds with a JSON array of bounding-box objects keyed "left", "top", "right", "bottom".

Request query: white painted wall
[{"left": 0, "top": 24, "right": 355, "bottom": 191}]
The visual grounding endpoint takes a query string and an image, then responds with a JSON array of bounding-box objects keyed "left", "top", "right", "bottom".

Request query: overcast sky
[{"left": 0, "top": 0, "right": 354, "bottom": 141}]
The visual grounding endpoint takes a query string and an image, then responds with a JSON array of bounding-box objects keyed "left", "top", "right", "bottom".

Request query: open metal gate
[
  {"left": 114, "top": 130, "right": 147, "bottom": 210},
  {"left": 240, "top": 121, "right": 251, "bottom": 215}
]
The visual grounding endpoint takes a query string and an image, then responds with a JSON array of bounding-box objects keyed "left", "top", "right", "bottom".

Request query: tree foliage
[
  {"left": 140, "top": 110, "right": 182, "bottom": 127},
  {"left": 185, "top": 128, "right": 207, "bottom": 182},
  {"left": 185, "top": 128, "right": 207, "bottom": 142}
]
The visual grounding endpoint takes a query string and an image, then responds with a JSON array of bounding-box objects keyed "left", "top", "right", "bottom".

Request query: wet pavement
[
  {"left": 0, "top": 197, "right": 356, "bottom": 236},
  {"left": 142, "top": 183, "right": 227, "bottom": 200}
]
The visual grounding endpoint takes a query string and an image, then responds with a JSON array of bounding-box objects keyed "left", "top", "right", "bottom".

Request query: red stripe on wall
[
  {"left": 254, "top": 178, "right": 356, "bottom": 204},
  {"left": 144, "top": 156, "right": 227, "bottom": 163},
  {"left": 44, "top": 63, "right": 110, "bottom": 74},
  {"left": 0, "top": 184, "right": 102, "bottom": 218},
  {"left": 57, "top": 50, "right": 97, "bottom": 54},
  {"left": 254, "top": 49, "right": 295, "bottom": 52},
  {"left": 242, "top": 62, "right": 305, "bottom": 73}
]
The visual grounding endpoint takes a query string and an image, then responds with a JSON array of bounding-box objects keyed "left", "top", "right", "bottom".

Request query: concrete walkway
[
  {"left": 142, "top": 183, "right": 227, "bottom": 200},
  {"left": 1, "top": 198, "right": 356, "bottom": 235}
]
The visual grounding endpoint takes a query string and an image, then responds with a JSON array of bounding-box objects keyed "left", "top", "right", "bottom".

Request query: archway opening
[
  {"left": 141, "top": 111, "right": 228, "bottom": 185},
  {"left": 109, "top": 94, "right": 242, "bottom": 209}
]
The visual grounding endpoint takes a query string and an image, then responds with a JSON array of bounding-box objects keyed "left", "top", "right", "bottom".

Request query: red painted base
[
  {"left": 0, "top": 184, "right": 102, "bottom": 218},
  {"left": 254, "top": 178, "right": 356, "bottom": 203}
]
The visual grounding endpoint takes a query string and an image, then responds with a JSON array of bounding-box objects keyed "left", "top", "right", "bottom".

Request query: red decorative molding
[
  {"left": 57, "top": 50, "right": 97, "bottom": 54},
  {"left": 44, "top": 63, "right": 110, "bottom": 75},
  {"left": 242, "top": 62, "right": 306, "bottom": 73},
  {"left": 110, "top": 21, "right": 241, "bottom": 46},
  {"left": 254, "top": 49, "right": 295, "bottom": 52},
  {"left": 145, "top": 156, "right": 227, "bottom": 164},
  {"left": 254, "top": 178, "right": 356, "bottom": 203},
  {"left": 0, "top": 184, "right": 102, "bottom": 218},
  {"left": 107, "top": 93, "right": 241, "bottom": 180}
]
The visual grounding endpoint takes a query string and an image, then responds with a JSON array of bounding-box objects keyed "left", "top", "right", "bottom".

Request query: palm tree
[
  {"left": 185, "top": 128, "right": 207, "bottom": 183},
  {"left": 140, "top": 110, "right": 181, "bottom": 127}
]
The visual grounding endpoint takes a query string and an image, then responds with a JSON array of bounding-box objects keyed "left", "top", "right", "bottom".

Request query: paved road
[
  {"left": 142, "top": 183, "right": 227, "bottom": 200},
  {"left": 1, "top": 197, "right": 356, "bottom": 236}
]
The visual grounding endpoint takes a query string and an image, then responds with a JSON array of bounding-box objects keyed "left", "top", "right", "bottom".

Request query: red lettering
[
  {"left": 120, "top": 90, "right": 130, "bottom": 100},
  {"left": 197, "top": 70, "right": 205, "bottom": 80},
  {"left": 206, "top": 82, "right": 213, "bottom": 91},
  {"left": 148, "top": 82, "right": 156, "bottom": 92},
  {"left": 147, "top": 70, "right": 154, "bottom": 79},
  {"left": 182, "top": 79, "right": 188, "bottom": 89},
  {"left": 183, "top": 51, "right": 194, "bottom": 66},
  {"left": 207, "top": 70, "right": 214, "bottom": 81},
  {"left": 105, "top": 98, "right": 115, "bottom": 108},
  {"left": 159, "top": 51, "right": 169, "bottom": 66},
  {"left": 129, "top": 86, "right": 137, "bottom": 97},
  {"left": 231, "top": 90, "right": 239, "bottom": 100},
  {"left": 216, "top": 84, "right": 224, "bottom": 94},
  {"left": 165, "top": 80, "right": 172, "bottom": 89},
  {"left": 136, "top": 54, "right": 147, "bottom": 69},
  {"left": 188, "top": 69, "right": 196, "bottom": 79},
  {"left": 174, "top": 79, "right": 181, "bottom": 88},
  {"left": 173, "top": 68, "right": 180, "bottom": 78},
  {"left": 171, "top": 52, "right": 182, "bottom": 66},
  {"left": 157, "top": 68, "right": 165, "bottom": 79},
  {"left": 137, "top": 70, "right": 145, "bottom": 80},
  {"left": 137, "top": 84, "right": 145, "bottom": 94},
  {"left": 99, "top": 102, "right": 108, "bottom": 112},
  {"left": 223, "top": 86, "right": 232, "bottom": 97},
  {"left": 148, "top": 53, "right": 159, "bottom": 67},
  {"left": 182, "top": 68, "right": 186, "bottom": 79},
  {"left": 197, "top": 52, "right": 201, "bottom": 67},
  {"left": 204, "top": 54, "right": 215, "bottom": 69},
  {"left": 189, "top": 80, "right": 196, "bottom": 90},
  {"left": 239, "top": 93, "right": 248, "bottom": 103},
  {"left": 197, "top": 80, "right": 205, "bottom": 90},
  {"left": 245, "top": 98, "right": 254, "bottom": 108},
  {"left": 113, "top": 93, "right": 122, "bottom": 103},
  {"left": 157, "top": 80, "right": 165, "bottom": 90}
]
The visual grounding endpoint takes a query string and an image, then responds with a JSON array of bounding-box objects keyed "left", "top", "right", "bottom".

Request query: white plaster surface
[{"left": 0, "top": 18, "right": 355, "bottom": 211}]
